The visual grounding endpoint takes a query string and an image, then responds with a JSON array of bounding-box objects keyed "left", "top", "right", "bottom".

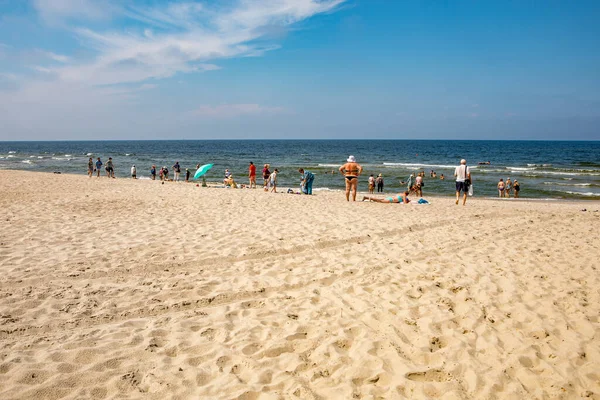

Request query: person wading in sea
[{"left": 339, "top": 155, "right": 363, "bottom": 202}]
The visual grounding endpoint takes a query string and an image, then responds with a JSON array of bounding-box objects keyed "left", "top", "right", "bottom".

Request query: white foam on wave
[
  {"left": 507, "top": 167, "right": 536, "bottom": 171},
  {"left": 8, "top": 151, "right": 16, "bottom": 154},
  {"left": 65, "top": 154, "right": 73, "bottom": 157},
  {"left": 382, "top": 162, "right": 460, "bottom": 169},
  {"left": 527, "top": 163, "right": 552, "bottom": 167},
  {"left": 564, "top": 191, "right": 600, "bottom": 197},
  {"left": 52, "top": 157, "right": 72, "bottom": 161},
  {"left": 7, "top": 155, "right": 15, "bottom": 158},
  {"left": 317, "top": 164, "right": 340, "bottom": 168},
  {"left": 86, "top": 153, "right": 93, "bottom": 156},
  {"left": 21, "top": 160, "right": 32, "bottom": 164},
  {"left": 543, "top": 182, "right": 592, "bottom": 187}
]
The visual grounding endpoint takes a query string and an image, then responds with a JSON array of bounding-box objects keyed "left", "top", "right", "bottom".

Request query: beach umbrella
[{"left": 193, "top": 163, "right": 214, "bottom": 180}]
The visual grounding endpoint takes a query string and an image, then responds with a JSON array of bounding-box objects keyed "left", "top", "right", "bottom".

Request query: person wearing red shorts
[{"left": 248, "top": 161, "right": 257, "bottom": 188}]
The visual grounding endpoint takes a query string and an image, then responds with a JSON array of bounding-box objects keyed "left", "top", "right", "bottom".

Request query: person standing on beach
[
  {"left": 505, "top": 178, "right": 512, "bottom": 198},
  {"left": 105, "top": 157, "right": 115, "bottom": 178},
  {"left": 454, "top": 159, "right": 471, "bottom": 205},
  {"left": 270, "top": 169, "right": 278, "bottom": 193},
  {"left": 368, "top": 174, "right": 375, "bottom": 194},
  {"left": 131, "top": 165, "right": 136, "bottom": 179},
  {"left": 151, "top": 165, "right": 156, "bottom": 180},
  {"left": 406, "top": 173, "right": 415, "bottom": 193},
  {"left": 95, "top": 158, "right": 103, "bottom": 178},
  {"left": 415, "top": 174, "right": 423, "bottom": 197},
  {"left": 299, "top": 168, "right": 315, "bottom": 195},
  {"left": 376, "top": 174, "right": 384, "bottom": 192},
  {"left": 262, "top": 164, "right": 271, "bottom": 191},
  {"left": 87, "top": 158, "right": 94, "bottom": 178},
  {"left": 248, "top": 162, "right": 257, "bottom": 188},
  {"left": 185, "top": 168, "right": 191, "bottom": 182},
  {"left": 173, "top": 162, "right": 181, "bottom": 182},
  {"left": 339, "top": 155, "right": 363, "bottom": 201}
]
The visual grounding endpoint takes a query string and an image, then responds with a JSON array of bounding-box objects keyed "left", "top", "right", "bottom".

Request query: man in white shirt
[{"left": 454, "top": 159, "right": 471, "bottom": 205}]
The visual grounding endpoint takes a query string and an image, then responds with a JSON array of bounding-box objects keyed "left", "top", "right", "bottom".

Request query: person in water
[
  {"left": 497, "top": 178, "right": 505, "bottom": 197},
  {"left": 513, "top": 180, "right": 520, "bottom": 198},
  {"left": 339, "top": 155, "right": 363, "bottom": 201},
  {"left": 362, "top": 191, "right": 410, "bottom": 204}
]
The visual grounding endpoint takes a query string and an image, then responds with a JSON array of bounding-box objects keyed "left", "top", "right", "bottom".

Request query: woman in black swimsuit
[{"left": 339, "top": 155, "right": 363, "bottom": 201}]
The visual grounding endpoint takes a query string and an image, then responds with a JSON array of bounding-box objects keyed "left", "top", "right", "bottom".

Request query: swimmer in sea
[{"left": 339, "top": 155, "right": 363, "bottom": 202}]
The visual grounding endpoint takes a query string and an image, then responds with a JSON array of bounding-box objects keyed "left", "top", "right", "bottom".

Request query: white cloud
[
  {"left": 193, "top": 104, "right": 285, "bottom": 118},
  {"left": 34, "top": 0, "right": 345, "bottom": 86},
  {"left": 33, "top": 0, "right": 117, "bottom": 24},
  {"left": 0, "top": 0, "right": 345, "bottom": 138}
]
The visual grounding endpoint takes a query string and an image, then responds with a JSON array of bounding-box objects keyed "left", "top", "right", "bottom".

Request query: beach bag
[{"left": 468, "top": 183, "right": 474, "bottom": 197}]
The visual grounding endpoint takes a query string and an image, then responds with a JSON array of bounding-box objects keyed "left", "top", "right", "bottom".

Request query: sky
[{"left": 0, "top": 0, "right": 599, "bottom": 140}]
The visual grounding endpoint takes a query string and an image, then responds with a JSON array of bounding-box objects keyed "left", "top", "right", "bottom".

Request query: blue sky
[{"left": 0, "top": 0, "right": 599, "bottom": 140}]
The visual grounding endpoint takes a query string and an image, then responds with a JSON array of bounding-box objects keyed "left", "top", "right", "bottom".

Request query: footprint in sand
[{"left": 406, "top": 369, "right": 453, "bottom": 382}]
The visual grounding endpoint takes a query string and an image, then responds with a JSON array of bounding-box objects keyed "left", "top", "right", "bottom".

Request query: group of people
[
  {"left": 497, "top": 178, "right": 520, "bottom": 198},
  {"left": 87, "top": 156, "right": 522, "bottom": 205},
  {"left": 88, "top": 157, "right": 114, "bottom": 178}
]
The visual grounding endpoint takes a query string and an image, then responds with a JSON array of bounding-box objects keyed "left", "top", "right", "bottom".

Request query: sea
[{"left": 1, "top": 140, "right": 599, "bottom": 200}]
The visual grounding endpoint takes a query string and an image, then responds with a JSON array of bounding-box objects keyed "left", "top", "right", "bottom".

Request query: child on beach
[
  {"left": 185, "top": 168, "right": 191, "bottom": 182},
  {"left": 270, "top": 169, "right": 278, "bottom": 193},
  {"left": 368, "top": 174, "right": 375, "bottom": 194},
  {"left": 131, "top": 165, "right": 136, "bottom": 179}
]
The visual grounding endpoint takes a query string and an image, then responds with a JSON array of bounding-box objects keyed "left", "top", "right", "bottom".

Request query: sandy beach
[{"left": 0, "top": 170, "right": 598, "bottom": 399}]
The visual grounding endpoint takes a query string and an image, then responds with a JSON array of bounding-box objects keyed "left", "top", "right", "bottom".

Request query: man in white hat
[
  {"left": 454, "top": 159, "right": 471, "bottom": 205},
  {"left": 339, "top": 155, "right": 363, "bottom": 201}
]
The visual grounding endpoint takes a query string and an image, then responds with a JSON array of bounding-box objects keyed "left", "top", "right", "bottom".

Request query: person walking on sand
[
  {"left": 87, "top": 157, "right": 94, "bottom": 178},
  {"left": 368, "top": 174, "right": 375, "bottom": 194},
  {"left": 454, "top": 159, "right": 471, "bottom": 205},
  {"left": 513, "top": 180, "right": 521, "bottom": 198},
  {"left": 95, "top": 157, "right": 103, "bottom": 178},
  {"left": 131, "top": 165, "right": 137, "bottom": 179},
  {"left": 248, "top": 162, "right": 257, "bottom": 188},
  {"left": 376, "top": 174, "right": 384, "bottom": 192},
  {"left": 339, "top": 155, "right": 363, "bottom": 201},
  {"left": 172, "top": 162, "right": 181, "bottom": 182},
  {"left": 299, "top": 168, "right": 315, "bottom": 195},
  {"left": 497, "top": 178, "right": 505, "bottom": 197}
]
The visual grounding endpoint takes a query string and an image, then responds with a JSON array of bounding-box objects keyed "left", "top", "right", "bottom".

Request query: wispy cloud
[
  {"left": 193, "top": 104, "right": 286, "bottom": 118},
  {"left": 33, "top": 0, "right": 117, "bottom": 24},
  {"left": 28, "top": 0, "right": 345, "bottom": 87}
]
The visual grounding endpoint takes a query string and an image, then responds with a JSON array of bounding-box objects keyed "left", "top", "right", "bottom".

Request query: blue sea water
[{"left": 1, "top": 140, "right": 599, "bottom": 200}]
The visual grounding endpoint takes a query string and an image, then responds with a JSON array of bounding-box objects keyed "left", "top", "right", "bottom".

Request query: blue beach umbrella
[{"left": 193, "top": 163, "right": 214, "bottom": 180}]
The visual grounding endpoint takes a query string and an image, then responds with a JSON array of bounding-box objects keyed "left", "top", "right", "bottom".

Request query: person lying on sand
[{"left": 362, "top": 191, "right": 410, "bottom": 204}]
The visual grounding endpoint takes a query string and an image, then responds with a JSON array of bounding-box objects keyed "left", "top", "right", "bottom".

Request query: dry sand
[{"left": 0, "top": 170, "right": 598, "bottom": 399}]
